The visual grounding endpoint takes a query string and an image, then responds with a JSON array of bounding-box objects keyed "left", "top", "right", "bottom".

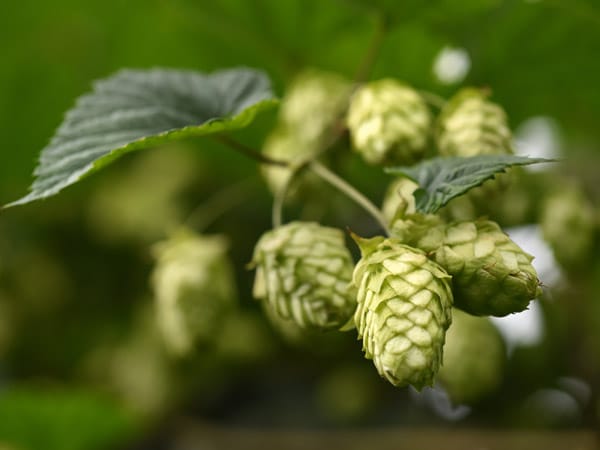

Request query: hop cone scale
[
  {"left": 352, "top": 236, "right": 453, "bottom": 390},
  {"left": 347, "top": 79, "right": 431, "bottom": 166},
  {"left": 395, "top": 218, "right": 541, "bottom": 316},
  {"left": 251, "top": 222, "right": 356, "bottom": 330}
]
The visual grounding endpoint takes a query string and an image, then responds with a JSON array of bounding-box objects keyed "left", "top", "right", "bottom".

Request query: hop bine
[
  {"left": 352, "top": 236, "right": 453, "bottom": 390},
  {"left": 251, "top": 222, "right": 356, "bottom": 330}
]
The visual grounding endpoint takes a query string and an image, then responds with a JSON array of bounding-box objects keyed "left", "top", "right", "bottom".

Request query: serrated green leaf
[
  {"left": 6, "top": 67, "right": 278, "bottom": 207},
  {"left": 385, "top": 155, "right": 554, "bottom": 213}
]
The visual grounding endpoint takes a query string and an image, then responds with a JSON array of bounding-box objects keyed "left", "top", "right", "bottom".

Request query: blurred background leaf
[{"left": 0, "top": 385, "right": 137, "bottom": 450}]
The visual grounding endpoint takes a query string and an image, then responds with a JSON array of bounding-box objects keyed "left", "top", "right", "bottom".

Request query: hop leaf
[
  {"left": 393, "top": 217, "right": 541, "bottom": 316},
  {"left": 436, "top": 88, "right": 513, "bottom": 157},
  {"left": 352, "top": 236, "right": 453, "bottom": 390},
  {"left": 151, "top": 229, "right": 237, "bottom": 355},
  {"left": 385, "top": 155, "right": 553, "bottom": 214},
  {"left": 251, "top": 222, "right": 356, "bottom": 330},
  {"left": 438, "top": 309, "right": 505, "bottom": 404},
  {"left": 347, "top": 79, "right": 431, "bottom": 166}
]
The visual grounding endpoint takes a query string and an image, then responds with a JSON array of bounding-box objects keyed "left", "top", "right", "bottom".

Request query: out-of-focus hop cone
[
  {"left": 436, "top": 88, "right": 513, "bottom": 157},
  {"left": 347, "top": 79, "right": 431, "bottom": 166},
  {"left": 540, "top": 183, "right": 596, "bottom": 271},
  {"left": 260, "top": 127, "right": 321, "bottom": 197},
  {"left": 251, "top": 222, "right": 356, "bottom": 330},
  {"left": 279, "top": 68, "right": 351, "bottom": 145},
  {"left": 351, "top": 236, "right": 453, "bottom": 390},
  {"left": 435, "top": 88, "right": 516, "bottom": 221},
  {"left": 381, "top": 177, "right": 419, "bottom": 224},
  {"left": 392, "top": 216, "right": 542, "bottom": 317},
  {"left": 438, "top": 309, "right": 506, "bottom": 404},
  {"left": 261, "top": 69, "right": 351, "bottom": 198},
  {"left": 151, "top": 229, "right": 237, "bottom": 356}
]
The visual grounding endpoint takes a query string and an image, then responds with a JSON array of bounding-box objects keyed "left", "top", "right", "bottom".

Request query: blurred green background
[{"left": 1, "top": 1, "right": 599, "bottom": 449}]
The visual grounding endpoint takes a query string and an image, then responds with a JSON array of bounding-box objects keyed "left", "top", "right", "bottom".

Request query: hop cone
[
  {"left": 152, "top": 229, "right": 237, "bottom": 355},
  {"left": 381, "top": 177, "right": 419, "bottom": 224},
  {"left": 438, "top": 309, "right": 505, "bottom": 404},
  {"left": 260, "top": 126, "right": 320, "bottom": 196},
  {"left": 436, "top": 88, "right": 513, "bottom": 157},
  {"left": 251, "top": 222, "right": 356, "bottom": 330},
  {"left": 541, "top": 183, "right": 596, "bottom": 270},
  {"left": 395, "top": 217, "right": 541, "bottom": 316},
  {"left": 261, "top": 69, "right": 349, "bottom": 197},
  {"left": 280, "top": 68, "right": 351, "bottom": 145},
  {"left": 352, "top": 236, "right": 453, "bottom": 390},
  {"left": 347, "top": 79, "right": 431, "bottom": 166}
]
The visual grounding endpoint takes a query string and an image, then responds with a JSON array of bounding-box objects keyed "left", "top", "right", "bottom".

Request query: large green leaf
[
  {"left": 385, "top": 155, "right": 554, "bottom": 214},
  {"left": 7, "top": 67, "right": 278, "bottom": 207}
]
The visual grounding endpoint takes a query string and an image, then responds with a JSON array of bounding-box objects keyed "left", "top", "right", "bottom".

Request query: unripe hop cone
[
  {"left": 436, "top": 88, "right": 513, "bottom": 157},
  {"left": 251, "top": 222, "right": 356, "bottom": 330},
  {"left": 260, "top": 127, "right": 321, "bottom": 197},
  {"left": 541, "top": 183, "right": 596, "bottom": 270},
  {"left": 438, "top": 309, "right": 505, "bottom": 404},
  {"left": 393, "top": 217, "right": 541, "bottom": 316},
  {"left": 262, "top": 69, "right": 350, "bottom": 197},
  {"left": 347, "top": 79, "right": 431, "bottom": 166},
  {"left": 381, "top": 177, "right": 419, "bottom": 224},
  {"left": 352, "top": 236, "right": 453, "bottom": 390},
  {"left": 279, "top": 68, "right": 351, "bottom": 145},
  {"left": 152, "top": 230, "right": 237, "bottom": 356}
]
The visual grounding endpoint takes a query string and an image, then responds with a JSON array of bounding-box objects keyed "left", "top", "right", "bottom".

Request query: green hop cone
[
  {"left": 280, "top": 68, "right": 351, "bottom": 145},
  {"left": 352, "top": 236, "right": 453, "bottom": 390},
  {"left": 394, "top": 217, "right": 541, "bottom": 316},
  {"left": 436, "top": 88, "right": 513, "bottom": 157},
  {"left": 438, "top": 309, "right": 505, "bottom": 404},
  {"left": 540, "top": 183, "right": 596, "bottom": 270},
  {"left": 151, "top": 229, "right": 237, "bottom": 356},
  {"left": 381, "top": 177, "right": 419, "bottom": 224},
  {"left": 260, "top": 126, "right": 320, "bottom": 196},
  {"left": 251, "top": 221, "right": 356, "bottom": 330},
  {"left": 347, "top": 79, "right": 431, "bottom": 166},
  {"left": 261, "top": 68, "right": 350, "bottom": 198}
]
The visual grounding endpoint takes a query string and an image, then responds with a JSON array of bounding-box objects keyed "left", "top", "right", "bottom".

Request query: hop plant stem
[{"left": 309, "top": 161, "right": 390, "bottom": 235}]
